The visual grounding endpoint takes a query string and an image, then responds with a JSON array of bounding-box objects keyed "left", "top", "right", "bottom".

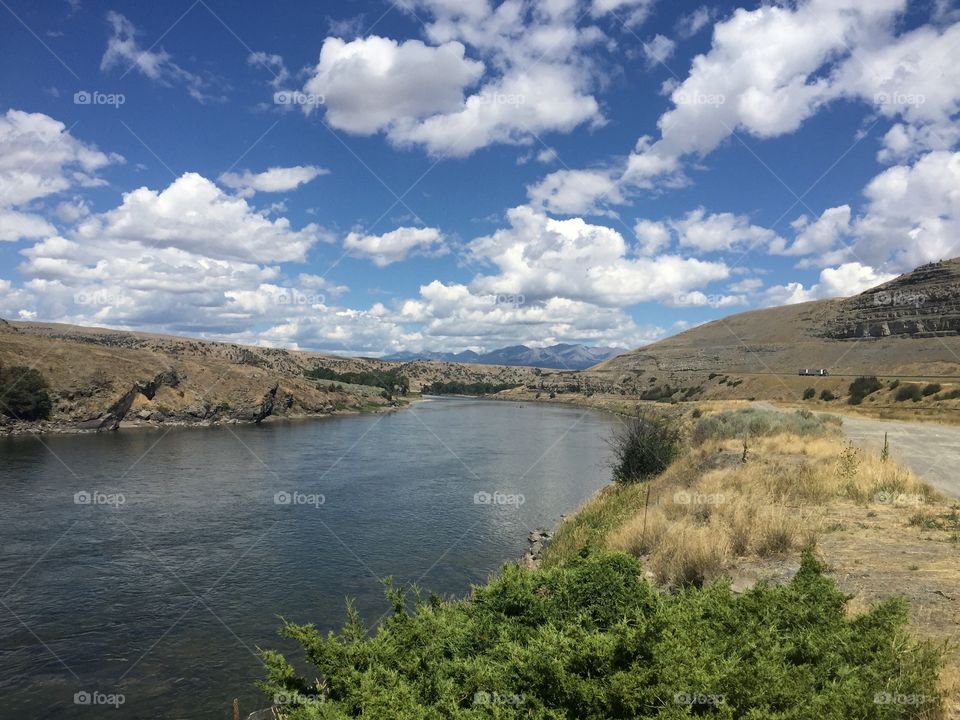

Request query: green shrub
[
  {"left": 802, "top": 387, "right": 816, "bottom": 400},
  {"left": 938, "top": 388, "right": 960, "bottom": 400},
  {"left": 259, "top": 551, "right": 942, "bottom": 718},
  {"left": 819, "top": 389, "right": 836, "bottom": 401},
  {"left": 921, "top": 383, "right": 941, "bottom": 397},
  {"left": 895, "top": 384, "right": 923, "bottom": 402},
  {"left": 691, "top": 408, "right": 702, "bottom": 419},
  {"left": 609, "top": 410, "right": 681, "bottom": 483},
  {"left": 848, "top": 376, "right": 882, "bottom": 405},
  {"left": 0, "top": 366, "right": 52, "bottom": 420},
  {"left": 692, "top": 408, "right": 838, "bottom": 445},
  {"left": 889, "top": 379, "right": 900, "bottom": 390}
]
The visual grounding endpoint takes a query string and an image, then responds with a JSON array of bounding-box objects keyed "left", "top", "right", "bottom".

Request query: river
[{"left": 0, "top": 396, "right": 620, "bottom": 719}]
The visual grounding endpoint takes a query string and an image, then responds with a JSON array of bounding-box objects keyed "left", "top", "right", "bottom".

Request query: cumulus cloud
[
  {"left": 762, "top": 262, "right": 896, "bottom": 306},
  {"left": 0, "top": 109, "right": 120, "bottom": 242},
  {"left": 100, "top": 12, "right": 220, "bottom": 102},
  {"left": 772, "top": 205, "right": 851, "bottom": 256},
  {"left": 465, "top": 205, "right": 729, "bottom": 307},
  {"left": 671, "top": 208, "right": 781, "bottom": 253},
  {"left": 302, "top": 36, "right": 484, "bottom": 134},
  {"left": 218, "top": 165, "right": 328, "bottom": 198},
  {"left": 344, "top": 226, "right": 447, "bottom": 267},
  {"left": 294, "top": 1, "right": 606, "bottom": 156}
]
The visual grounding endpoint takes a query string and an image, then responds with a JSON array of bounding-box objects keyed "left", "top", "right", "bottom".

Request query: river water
[{"left": 0, "top": 397, "right": 620, "bottom": 719}]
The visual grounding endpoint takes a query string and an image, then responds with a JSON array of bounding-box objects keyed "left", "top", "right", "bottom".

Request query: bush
[
  {"left": 895, "top": 384, "right": 923, "bottom": 402},
  {"left": 802, "top": 387, "right": 816, "bottom": 400},
  {"left": 819, "top": 389, "right": 836, "bottom": 401},
  {"left": 259, "top": 550, "right": 942, "bottom": 718},
  {"left": 0, "top": 366, "right": 52, "bottom": 421},
  {"left": 692, "top": 408, "right": 838, "bottom": 445},
  {"left": 609, "top": 410, "right": 681, "bottom": 483},
  {"left": 922, "top": 383, "right": 941, "bottom": 397},
  {"left": 888, "top": 379, "right": 900, "bottom": 390},
  {"left": 847, "top": 376, "right": 882, "bottom": 405}
]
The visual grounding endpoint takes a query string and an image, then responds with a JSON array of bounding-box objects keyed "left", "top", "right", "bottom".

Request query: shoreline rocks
[{"left": 520, "top": 527, "right": 554, "bottom": 568}]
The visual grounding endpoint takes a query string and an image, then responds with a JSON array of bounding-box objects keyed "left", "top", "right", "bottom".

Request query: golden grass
[{"left": 552, "top": 429, "right": 942, "bottom": 588}]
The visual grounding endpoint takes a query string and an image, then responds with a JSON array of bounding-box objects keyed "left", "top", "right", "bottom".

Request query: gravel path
[{"left": 839, "top": 415, "right": 960, "bottom": 499}]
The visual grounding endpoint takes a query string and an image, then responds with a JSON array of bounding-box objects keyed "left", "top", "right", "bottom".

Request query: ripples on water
[{"left": 0, "top": 397, "right": 618, "bottom": 718}]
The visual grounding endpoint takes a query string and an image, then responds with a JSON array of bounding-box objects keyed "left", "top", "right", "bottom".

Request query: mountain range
[{"left": 383, "top": 343, "right": 622, "bottom": 370}]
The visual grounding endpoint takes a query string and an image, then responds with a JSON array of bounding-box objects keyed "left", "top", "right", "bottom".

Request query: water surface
[{"left": 0, "top": 397, "right": 619, "bottom": 718}]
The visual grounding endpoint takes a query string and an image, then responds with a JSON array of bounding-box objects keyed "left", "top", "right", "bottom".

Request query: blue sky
[{"left": 0, "top": 0, "right": 957, "bottom": 355}]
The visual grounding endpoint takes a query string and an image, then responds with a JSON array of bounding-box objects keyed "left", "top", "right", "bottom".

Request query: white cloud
[
  {"left": 670, "top": 208, "right": 781, "bottom": 253},
  {"left": 643, "top": 34, "right": 675, "bottom": 68},
  {"left": 633, "top": 219, "right": 669, "bottom": 255},
  {"left": 218, "top": 165, "right": 328, "bottom": 198},
  {"left": 0, "top": 210, "right": 56, "bottom": 242},
  {"left": 296, "top": 1, "right": 607, "bottom": 156},
  {"left": 590, "top": 0, "right": 656, "bottom": 27},
  {"left": 763, "top": 262, "right": 896, "bottom": 306},
  {"left": 677, "top": 6, "right": 713, "bottom": 38},
  {"left": 302, "top": 35, "right": 484, "bottom": 134},
  {"left": 100, "top": 12, "right": 220, "bottom": 102},
  {"left": 71, "top": 172, "right": 323, "bottom": 264},
  {"left": 344, "top": 226, "right": 446, "bottom": 267},
  {"left": 0, "top": 109, "right": 120, "bottom": 207},
  {"left": 465, "top": 205, "right": 729, "bottom": 307},
  {"left": 0, "top": 110, "right": 120, "bottom": 242},
  {"left": 772, "top": 205, "right": 851, "bottom": 256},
  {"left": 528, "top": 0, "right": 960, "bottom": 212}
]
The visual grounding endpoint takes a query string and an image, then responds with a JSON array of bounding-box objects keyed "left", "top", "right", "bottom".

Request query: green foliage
[
  {"left": 692, "top": 408, "right": 839, "bottom": 445},
  {"left": 305, "top": 367, "right": 409, "bottom": 396},
  {"left": 802, "top": 387, "right": 816, "bottom": 400},
  {"left": 609, "top": 410, "right": 681, "bottom": 483},
  {"left": 937, "top": 387, "right": 960, "bottom": 400},
  {"left": 895, "top": 384, "right": 923, "bottom": 402},
  {"left": 819, "top": 389, "right": 836, "bottom": 401},
  {"left": 847, "top": 376, "right": 883, "bottom": 405},
  {"left": 639, "top": 384, "right": 675, "bottom": 401},
  {"left": 259, "top": 550, "right": 942, "bottom": 719},
  {"left": 0, "top": 365, "right": 52, "bottom": 420},
  {"left": 691, "top": 408, "right": 702, "bottom": 419},
  {"left": 422, "top": 380, "right": 521, "bottom": 395},
  {"left": 888, "top": 379, "right": 900, "bottom": 390},
  {"left": 921, "top": 383, "right": 941, "bottom": 397}
]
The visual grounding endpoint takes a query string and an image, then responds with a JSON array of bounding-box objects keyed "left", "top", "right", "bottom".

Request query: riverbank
[{"left": 538, "top": 407, "right": 960, "bottom": 715}]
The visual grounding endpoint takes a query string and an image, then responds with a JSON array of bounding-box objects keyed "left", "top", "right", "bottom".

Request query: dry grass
[{"left": 560, "top": 428, "right": 941, "bottom": 589}]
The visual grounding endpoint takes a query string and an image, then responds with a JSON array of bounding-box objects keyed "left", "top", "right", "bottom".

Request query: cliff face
[{"left": 818, "top": 260, "right": 960, "bottom": 339}]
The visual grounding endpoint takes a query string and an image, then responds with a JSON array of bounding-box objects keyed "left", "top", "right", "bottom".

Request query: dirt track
[{"left": 840, "top": 416, "right": 960, "bottom": 500}]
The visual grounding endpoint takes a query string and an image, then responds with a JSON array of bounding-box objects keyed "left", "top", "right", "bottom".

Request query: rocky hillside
[
  {"left": 524, "top": 260, "right": 960, "bottom": 404},
  {"left": 0, "top": 321, "right": 538, "bottom": 433}
]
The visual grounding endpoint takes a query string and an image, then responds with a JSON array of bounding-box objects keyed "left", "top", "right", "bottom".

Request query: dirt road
[
  {"left": 840, "top": 415, "right": 960, "bottom": 499},
  {"left": 753, "top": 402, "right": 960, "bottom": 499}
]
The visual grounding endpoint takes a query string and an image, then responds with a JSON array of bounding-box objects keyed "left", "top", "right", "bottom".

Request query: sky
[{"left": 0, "top": 0, "right": 958, "bottom": 356}]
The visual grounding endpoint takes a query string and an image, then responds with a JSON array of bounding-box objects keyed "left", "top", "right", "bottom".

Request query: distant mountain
[{"left": 384, "top": 343, "right": 622, "bottom": 370}]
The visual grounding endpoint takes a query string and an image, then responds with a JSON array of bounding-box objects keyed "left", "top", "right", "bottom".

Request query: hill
[
  {"left": 384, "top": 343, "right": 621, "bottom": 369},
  {"left": 0, "top": 322, "right": 538, "bottom": 433}
]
